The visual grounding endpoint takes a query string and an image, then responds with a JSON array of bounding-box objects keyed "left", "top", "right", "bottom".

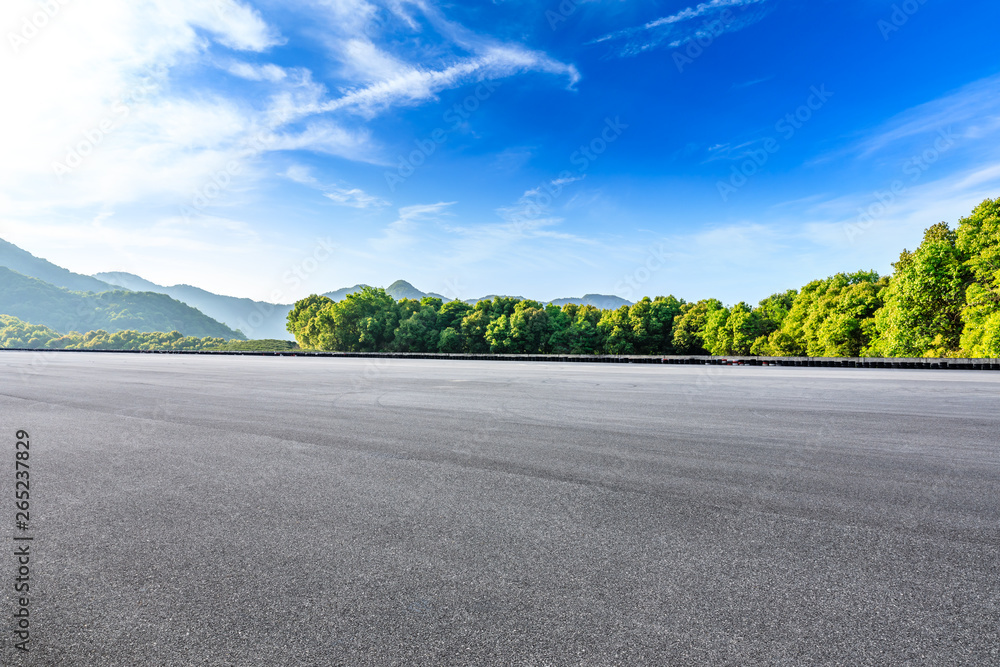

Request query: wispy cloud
[
  {"left": 226, "top": 62, "right": 289, "bottom": 82},
  {"left": 0, "top": 0, "right": 577, "bottom": 218},
  {"left": 281, "top": 165, "right": 389, "bottom": 208},
  {"left": 370, "top": 201, "right": 456, "bottom": 252},
  {"left": 591, "top": 0, "right": 774, "bottom": 57},
  {"left": 840, "top": 73, "right": 1000, "bottom": 160},
  {"left": 324, "top": 188, "right": 388, "bottom": 209},
  {"left": 732, "top": 75, "right": 774, "bottom": 90},
  {"left": 317, "top": 46, "right": 578, "bottom": 118}
]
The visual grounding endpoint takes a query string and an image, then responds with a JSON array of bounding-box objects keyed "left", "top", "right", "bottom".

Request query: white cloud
[
  {"left": 281, "top": 164, "right": 389, "bottom": 209},
  {"left": 398, "top": 201, "right": 456, "bottom": 221},
  {"left": 227, "top": 61, "right": 288, "bottom": 82},
  {"left": 0, "top": 0, "right": 578, "bottom": 218},
  {"left": 338, "top": 38, "right": 417, "bottom": 83},
  {"left": 318, "top": 46, "right": 578, "bottom": 118},
  {"left": 282, "top": 164, "right": 320, "bottom": 186},
  {"left": 837, "top": 73, "right": 1000, "bottom": 160},
  {"left": 324, "top": 188, "right": 388, "bottom": 209},
  {"left": 0, "top": 0, "right": 587, "bottom": 302},
  {"left": 191, "top": 0, "right": 284, "bottom": 51},
  {"left": 591, "top": 0, "right": 773, "bottom": 57},
  {"left": 370, "top": 201, "right": 455, "bottom": 252}
]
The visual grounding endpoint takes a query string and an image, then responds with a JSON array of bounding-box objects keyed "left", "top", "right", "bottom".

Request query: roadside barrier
[{"left": 2, "top": 349, "right": 999, "bottom": 370}]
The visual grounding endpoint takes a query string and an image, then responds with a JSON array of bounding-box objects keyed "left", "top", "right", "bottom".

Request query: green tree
[
  {"left": 550, "top": 304, "right": 603, "bottom": 354},
  {"left": 871, "top": 223, "right": 970, "bottom": 357},
  {"left": 508, "top": 301, "right": 551, "bottom": 353},
  {"left": 748, "top": 290, "right": 797, "bottom": 355},
  {"left": 779, "top": 271, "right": 883, "bottom": 357},
  {"left": 437, "top": 327, "right": 464, "bottom": 353},
  {"left": 484, "top": 314, "right": 512, "bottom": 352},
  {"left": 438, "top": 300, "right": 473, "bottom": 331},
  {"left": 710, "top": 302, "right": 775, "bottom": 356},
  {"left": 671, "top": 299, "right": 723, "bottom": 354},
  {"left": 628, "top": 296, "right": 685, "bottom": 354},
  {"left": 956, "top": 198, "right": 1000, "bottom": 357},
  {"left": 544, "top": 304, "right": 574, "bottom": 353},
  {"left": 286, "top": 294, "right": 333, "bottom": 349},
  {"left": 392, "top": 299, "right": 440, "bottom": 352},
  {"left": 598, "top": 306, "right": 633, "bottom": 355},
  {"left": 309, "top": 287, "right": 399, "bottom": 352},
  {"left": 460, "top": 307, "right": 493, "bottom": 353}
]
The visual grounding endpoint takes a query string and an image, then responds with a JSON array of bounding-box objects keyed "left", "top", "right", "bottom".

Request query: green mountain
[
  {"left": 548, "top": 294, "right": 633, "bottom": 309},
  {"left": 323, "top": 280, "right": 448, "bottom": 302},
  {"left": 91, "top": 271, "right": 162, "bottom": 292},
  {"left": 322, "top": 283, "right": 371, "bottom": 302},
  {"left": 462, "top": 294, "right": 632, "bottom": 308},
  {"left": 0, "top": 238, "right": 115, "bottom": 293},
  {"left": 464, "top": 294, "right": 527, "bottom": 304},
  {"left": 0, "top": 267, "right": 245, "bottom": 339},
  {"left": 96, "top": 271, "right": 293, "bottom": 340},
  {"left": 385, "top": 279, "right": 448, "bottom": 301}
]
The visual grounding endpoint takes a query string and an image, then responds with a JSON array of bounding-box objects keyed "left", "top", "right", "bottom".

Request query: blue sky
[{"left": 2, "top": 0, "right": 999, "bottom": 305}]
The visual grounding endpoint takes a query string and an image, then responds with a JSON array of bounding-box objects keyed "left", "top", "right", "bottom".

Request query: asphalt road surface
[{"left": 0, "top": 352, "right": 998, "bottom": 666}]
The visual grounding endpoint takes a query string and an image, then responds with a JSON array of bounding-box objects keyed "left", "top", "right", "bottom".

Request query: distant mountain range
[
  {"left": 321, "top": 280, "right": 448, "bottom": 303},
  {"left": 548, "top": 294, "right": 633, "bottom": 310},
  {"left": 0, "top": 238, "right": 115, "bottom": 293},
  {"left": 0, "top": 237, "right": 633, "bottom": 340},
  {"left": 0, "top": 267, "right": 243, "bottom": 339},
  {"left": 96, "top": 271, "right": 294, "bottom": 341}
]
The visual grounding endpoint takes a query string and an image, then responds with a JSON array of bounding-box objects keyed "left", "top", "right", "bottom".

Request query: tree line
[
  {"left": 0, "top": 317, "right": 295, "bottom": 352},
  {"left": 287, "top": 198, "right": 1000, "bottom": 358}
]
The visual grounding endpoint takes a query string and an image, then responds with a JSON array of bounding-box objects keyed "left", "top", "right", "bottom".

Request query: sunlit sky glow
[{"left": 2, "top": 0, "right": 999, "bottom": 304}]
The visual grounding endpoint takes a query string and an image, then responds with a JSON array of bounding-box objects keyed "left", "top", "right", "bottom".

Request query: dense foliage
[
  {"left": 0, "top": 317, "right": 295, "bottom": 351},
  {"left": 0, "top": 268, "right": 245, "bottom": 340},
  {"left": 288, "top": 199, "right": 1000, "bottom": 358}
]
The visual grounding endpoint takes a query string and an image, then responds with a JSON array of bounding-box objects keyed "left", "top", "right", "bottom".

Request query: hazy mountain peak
[
  {"left": 547, "top": 294, "right": 633, "bottom": 309},
  {"left": 94, "top": 271, "right": 161, "bottom": 292},
  {"left": 0, "top": 238, "right": 115, "bottom": 293}
]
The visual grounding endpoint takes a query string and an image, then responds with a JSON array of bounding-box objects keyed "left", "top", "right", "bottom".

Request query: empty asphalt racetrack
[{"left": 0, "top": 352, "right": 997, "bottom": 665}]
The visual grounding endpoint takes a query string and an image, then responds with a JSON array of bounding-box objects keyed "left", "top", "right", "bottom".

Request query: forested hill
[
  {"left": 96, "top": 271, "right": 293, "bottom": 340},
  {"left": 0, "top": 238, "right": 115, "bottom": 293},
  {"left": 322, "top": 280, "right": 447, "bottom": 302},
  {"left": 0, "top": 268, "right": 245, "bottom": 339}
]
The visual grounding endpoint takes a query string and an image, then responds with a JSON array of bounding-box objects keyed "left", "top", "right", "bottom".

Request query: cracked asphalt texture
[{"left": 0, "top": 352, "right": 998, "bottom": 666}]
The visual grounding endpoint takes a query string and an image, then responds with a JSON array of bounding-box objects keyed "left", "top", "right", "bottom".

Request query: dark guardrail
[{"left": 2, "top": 348, "right": 999, "bottom": 370}]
